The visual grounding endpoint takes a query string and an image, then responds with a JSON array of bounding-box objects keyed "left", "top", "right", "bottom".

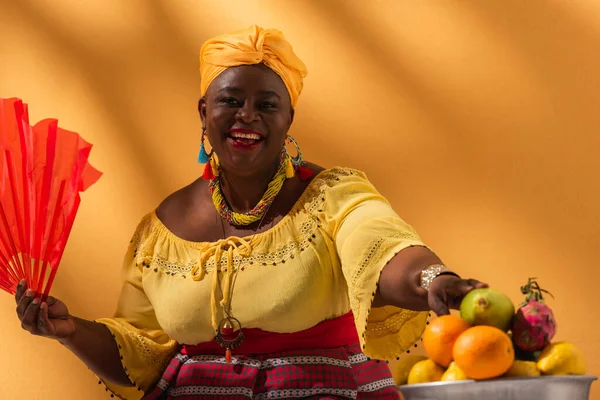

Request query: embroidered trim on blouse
[{"left": 130, "top": 168, "right": 359, "bottom": 278}]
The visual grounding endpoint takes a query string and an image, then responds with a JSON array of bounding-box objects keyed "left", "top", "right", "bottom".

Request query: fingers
[
  {"left": 15, "top": 279, "right": 27, "bottom": 304},
  {"left": 429, "top": 292, "right": 450, "bottom": 316},
  {"left": 16, "top": 288, "right": 36, "bottom": 319},
  {"left": 471, "top": 279, "right": 489, "bottom": 289},
  {"left": 20, "top": 294, "right": 42, "bottom": 333},
  {"left": 456, "top": 279, "right": 488, "bottom": 295},
  {"left": 45, "top": 296, "right": 69, "bottom": 321},
  {"left": 16, "top": 287, "right": 59, "bottom": 337},
  {"left": 37, "top": 302, "right": 55, "bottom": 336},
  {"left": 431, "top": 278, "right": 489, "bottom": 314},
  {"left": 46, "top": 296, "right": 58, "bottom": 307}
]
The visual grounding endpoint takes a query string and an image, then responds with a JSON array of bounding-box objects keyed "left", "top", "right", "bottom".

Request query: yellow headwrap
[{"left": 199, "top": 25, "right": 308, "bottom": 108}]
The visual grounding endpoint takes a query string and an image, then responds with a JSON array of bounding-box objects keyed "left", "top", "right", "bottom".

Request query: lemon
[
  {"left": 391, "top": 355, "right": 428, "bottom": 385},
  {"left": 537, "top": 342, "right": 586, "bottom": 375},
  {"left": 441, "top": 361, "right": 469, "bottom": 381},
  {"left": 407, "top": 359, "right": 445, "bottom": 385},
  {"left": 505, "top": 360, "right": 541, "bottom": 377}
]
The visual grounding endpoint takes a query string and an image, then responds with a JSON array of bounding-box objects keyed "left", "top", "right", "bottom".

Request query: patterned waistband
[{"left": 181, "top": 312, "right": 359, "bottom": 356}]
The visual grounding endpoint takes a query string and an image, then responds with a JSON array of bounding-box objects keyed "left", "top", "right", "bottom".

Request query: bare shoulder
[{"left": 155, "top": 178, "right": 207, "bottom": 230}]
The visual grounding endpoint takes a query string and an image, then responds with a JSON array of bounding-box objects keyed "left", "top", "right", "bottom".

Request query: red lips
[{"left": 227, "top": 128, "right": 265, "bottom": 151}]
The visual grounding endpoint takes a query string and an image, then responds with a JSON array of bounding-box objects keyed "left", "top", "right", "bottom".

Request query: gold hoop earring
[
  {"left": 284, "top": 135, "right": 304, "bottom": 167},
  {"left": 283, "top": 135, "right": 314, "bottom": 181}
]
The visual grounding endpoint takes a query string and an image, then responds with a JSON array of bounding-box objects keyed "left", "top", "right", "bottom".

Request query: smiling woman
[
  {"left": 13, "top": 25, "right": 488, "bottom": 399},
  {"left": 201, "top": 64, "right": 293, "bottom": 179}
]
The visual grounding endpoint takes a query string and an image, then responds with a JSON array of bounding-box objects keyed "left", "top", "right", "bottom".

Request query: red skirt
[
  {"left": 142, "top": 343, "right": 399, "bottom": 399},
  {"left": 142, "top": 313, "right": 399, "bottom": 399}
]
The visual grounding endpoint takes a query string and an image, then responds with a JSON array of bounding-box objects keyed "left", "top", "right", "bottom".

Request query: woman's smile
[{"left": 227, "top": 128, "right": 265, "bottom": 151}]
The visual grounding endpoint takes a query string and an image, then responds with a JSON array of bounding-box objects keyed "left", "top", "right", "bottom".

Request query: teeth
[{"left": 230, "top": 132, "right": 262, "bottom": 140}]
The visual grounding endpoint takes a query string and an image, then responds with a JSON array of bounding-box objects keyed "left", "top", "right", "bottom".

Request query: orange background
[{"left": 1, "top": 0, "right": 599, "bottom": 399}]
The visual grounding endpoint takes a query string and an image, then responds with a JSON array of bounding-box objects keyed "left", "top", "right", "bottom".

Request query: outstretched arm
[{"left": 374, "top": 246, "right": 488, "bottom": 315}]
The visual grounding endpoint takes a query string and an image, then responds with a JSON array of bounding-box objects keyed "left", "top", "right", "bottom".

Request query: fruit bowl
[{"left": 398, "top": 375, "right": 597, "bottom": 400}]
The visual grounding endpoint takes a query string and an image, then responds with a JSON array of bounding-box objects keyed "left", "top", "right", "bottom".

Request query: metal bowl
[{"left": 398, "top": 375, "right": 597, "bottom": 400}]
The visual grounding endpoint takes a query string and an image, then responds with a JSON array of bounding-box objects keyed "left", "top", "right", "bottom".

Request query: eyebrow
[{"left": 218, "top": 86, "right": 281, "bottom": 99}]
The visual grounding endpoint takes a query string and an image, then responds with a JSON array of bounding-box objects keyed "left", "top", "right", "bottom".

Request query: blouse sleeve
[
  {"left": 95, "top": 215, "right": 178, "bottom": 399},
  {"left": 322, "top": 169, "right": 430, "bottom": 361}
]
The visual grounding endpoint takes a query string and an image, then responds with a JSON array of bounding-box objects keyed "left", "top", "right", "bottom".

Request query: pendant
[{"left": 215, "top": 316, "right": 245, "bottom": 364}]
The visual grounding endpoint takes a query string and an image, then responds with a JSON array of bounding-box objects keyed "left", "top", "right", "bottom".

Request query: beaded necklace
[{"left": 209, "top": 152, "right": 287, "bottom": 226}]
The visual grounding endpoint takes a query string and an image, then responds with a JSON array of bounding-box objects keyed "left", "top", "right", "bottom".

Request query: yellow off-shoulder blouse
[{"left": 96, "top": 167, "right": 429, "bottom": 399}]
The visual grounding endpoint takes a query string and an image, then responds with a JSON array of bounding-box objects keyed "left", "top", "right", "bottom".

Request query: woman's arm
[
  {"left": 15, "top": 281, "right": 132, "bottom": 386},
  {"left": 374, "top": 246, "right": 487, "bottom": 315},
  {"left": 59, "top": 318, "right": 133, "bottom": 386}
]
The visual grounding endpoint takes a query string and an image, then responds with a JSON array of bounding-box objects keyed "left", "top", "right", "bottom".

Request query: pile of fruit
[{"left": 394, "top": 278, "right": 586, "bottom": 386}]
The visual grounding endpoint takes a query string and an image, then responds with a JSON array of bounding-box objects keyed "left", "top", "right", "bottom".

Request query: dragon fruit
[{"left": 511, "top": 278, "right": 557, "bottom": 352}]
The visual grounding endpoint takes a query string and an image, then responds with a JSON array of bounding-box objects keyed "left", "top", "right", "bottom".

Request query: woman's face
[{"left": 199, "top": 64, "right": 294, "bottom": 177}]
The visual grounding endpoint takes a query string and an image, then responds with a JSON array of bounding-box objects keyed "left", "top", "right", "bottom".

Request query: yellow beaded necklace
[{"left": 209, "top": 152, "right": 293, "bottom": 226}]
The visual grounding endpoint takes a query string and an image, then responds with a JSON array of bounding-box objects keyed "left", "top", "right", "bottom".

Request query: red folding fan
[{"left": 0, "top": 97, "right": 102, "bottom": 301}]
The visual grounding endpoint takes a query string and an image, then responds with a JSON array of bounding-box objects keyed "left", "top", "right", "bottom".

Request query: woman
[{"left": 15, "top": 25, "right": 487, "bottom": 399}]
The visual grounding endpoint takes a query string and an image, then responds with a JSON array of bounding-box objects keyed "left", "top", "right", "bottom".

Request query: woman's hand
[
  {"left": 428, "top": 274, "right": 489, "bottom": 316},
  {"left": 15, "top": 280, "right": 76, "bottom": 340},
  {"left": 15, "top": 280, "right": 134, "bottom": 386}
]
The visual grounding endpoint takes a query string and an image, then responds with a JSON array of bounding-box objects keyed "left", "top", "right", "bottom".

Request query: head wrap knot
[{"left": 200, "top": 25, "right": 308, "bottom": 108}]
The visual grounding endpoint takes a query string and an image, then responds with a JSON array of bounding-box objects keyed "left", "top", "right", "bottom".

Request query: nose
[{"left": 235, "top": 101, "right": 259, "bottom": 124}]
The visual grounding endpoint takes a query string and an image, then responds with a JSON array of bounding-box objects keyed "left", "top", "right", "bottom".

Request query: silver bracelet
[{"left": 420, "top": 264, "right": 458, "bottom": 290}]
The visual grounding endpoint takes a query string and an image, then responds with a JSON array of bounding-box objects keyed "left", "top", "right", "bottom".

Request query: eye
[
  {"left": 260, "top": 101, "right": 277, "bottom": 110},
  {"left": 219, "top": 97, "right": 241, "bottom": 106}
]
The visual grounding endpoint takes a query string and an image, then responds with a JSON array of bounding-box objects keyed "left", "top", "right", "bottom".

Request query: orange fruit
[
  {"left": 423, "top": 315, "right": 471, "bottom": 367},
  {"left": 453, "top": 325, "right": 515, "bottom": 380}
]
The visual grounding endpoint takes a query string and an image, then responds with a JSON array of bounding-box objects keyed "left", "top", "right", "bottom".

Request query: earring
[
  {"left": 198, "top": 127, "right": 210, "bottom": 164},
  {"left": 202, "top": 152, "right": 219, "bottom": 181},
  {"left": 284, "top": 135, "right": 314, "bottom": 181},
  {"left": 199, "top": 128, "right": 218, "bottom": 180},
  {"left": 285, "top": 135, "right": 304, "bottom": 167},
  {"left": 284, "top": 154, "right": 295, "bottom": 179}
]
